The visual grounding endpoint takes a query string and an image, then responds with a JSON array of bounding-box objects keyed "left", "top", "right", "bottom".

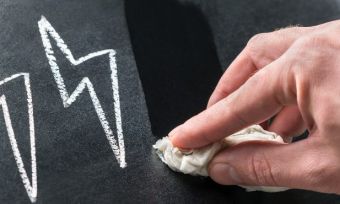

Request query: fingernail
[
  {"left": 178, "top": 147, "right": 193, "bottom": 155},
  {"left": 209, "top": 163, "right": 241, "bottom": 185}
]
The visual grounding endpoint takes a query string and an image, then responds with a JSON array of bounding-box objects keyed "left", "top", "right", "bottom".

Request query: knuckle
[
  {"left": 245, "top": 32, "right": 275, "bottom": 68},
  {"left": 228, "top": 106, "right": 249, "bottom": 127},
  {"left": 274, "top": 25, "right": 303, "bottom": 35},
  {"left": 246, "top": 33, "right": 268, "bottom": 56},
  {"left": 216, "top": 84, "right": 233, "bottom": 98},
  {"left": 289, "top": 35, "right": 328, "bottom": 76},
  {"left": 247, "top": 33, "right": 268, "bottom": 47},
  {"left": 247, "top": 152, "right": 277, "bottom": 186},
  {"left": 295, "top": 35, "right": 329, "bottom": 50}
]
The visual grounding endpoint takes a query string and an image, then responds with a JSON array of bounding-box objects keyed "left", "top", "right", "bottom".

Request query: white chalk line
[
  {"left": 38, "top": 16, "right": 126, "bottom": 168},
  {"left": 0, "top": 73, "right": 37, "bottom": 203}
]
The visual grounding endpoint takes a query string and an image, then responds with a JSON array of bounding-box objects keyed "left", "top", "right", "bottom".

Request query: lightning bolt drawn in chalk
[
  {"left": 0, "top": 73, "right": 37, "bottom": 203},
  {"left": 38, "top": 16, "right": 126, "bottom": 168}
]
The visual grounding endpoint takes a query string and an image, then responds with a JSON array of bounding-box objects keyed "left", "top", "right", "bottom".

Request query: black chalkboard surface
[{"left": 0, "top": 0, "right": 340, "bottom": 203}]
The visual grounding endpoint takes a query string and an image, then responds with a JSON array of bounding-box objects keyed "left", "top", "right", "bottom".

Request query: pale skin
[{"left": 169, "top": 20, "right": 340, "bottom": 194}]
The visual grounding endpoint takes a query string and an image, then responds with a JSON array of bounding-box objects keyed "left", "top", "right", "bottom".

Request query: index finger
[{"left": 170, "top": 56, "right": 296, "bottom": 148}]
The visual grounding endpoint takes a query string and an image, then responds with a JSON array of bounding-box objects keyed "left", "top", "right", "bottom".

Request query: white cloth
[{"left": 153, "top": 125, "right": 288, "bottom": 192}]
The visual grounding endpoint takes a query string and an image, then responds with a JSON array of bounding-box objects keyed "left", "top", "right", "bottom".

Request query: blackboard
[{"left": 0, "top": 0, "right": 340, "bottom": 203}]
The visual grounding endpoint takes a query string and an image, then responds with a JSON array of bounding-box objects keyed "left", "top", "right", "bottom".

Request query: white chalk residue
[
  {"left": 38, "top": 16, "right": 126, "bottom": 168},
  {"left": 0, "top": 73, "right": 37, "bottom": 203}
]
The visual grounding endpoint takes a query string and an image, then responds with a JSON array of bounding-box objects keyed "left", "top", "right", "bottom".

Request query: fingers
[
  {"left": 208, "top": 138, "right": 336, "bottom": 193},
  {"left": 207, "top": 50, "right": 256, "bottom": 107},
  {"left": 268, "top": 105, "right": 306, "bottom": 137},
  {"left": 207, "top": 27, "right": 309, "bottom": 107},
  {"left": 170, "top": 56, "right": 296, "bottom": 149}
]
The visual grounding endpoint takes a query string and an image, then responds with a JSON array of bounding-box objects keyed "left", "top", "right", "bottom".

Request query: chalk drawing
[
  {"left": 0, "top": 73, "right": 37, "bottom": 203},
  {"left": 38, "top": 16, "right": 126, "bottom": 168}
]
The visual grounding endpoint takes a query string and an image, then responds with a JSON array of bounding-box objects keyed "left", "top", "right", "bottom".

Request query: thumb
[{"left": 208, "top": 138, "right": 335, "bottom": 193}]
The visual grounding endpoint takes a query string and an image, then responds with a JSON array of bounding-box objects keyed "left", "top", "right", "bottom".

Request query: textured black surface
[
  {"left": 0, "top": 0, "right": 154, "bottom": 203},
  {"left": 0, "top": 0, "right": 339, "bottom": 203},
  {"left": 126, "top": 0, "right": 340, "bottom": 203}
]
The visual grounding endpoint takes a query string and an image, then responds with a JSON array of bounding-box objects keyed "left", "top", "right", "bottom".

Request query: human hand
[{"left": 169, "top": 21, "right": 340, "bottom": 194}]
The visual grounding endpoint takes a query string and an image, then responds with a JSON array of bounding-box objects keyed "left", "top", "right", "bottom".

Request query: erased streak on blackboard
[{"left": 125, "top": 0, "right": 222, "bottom": 137}]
